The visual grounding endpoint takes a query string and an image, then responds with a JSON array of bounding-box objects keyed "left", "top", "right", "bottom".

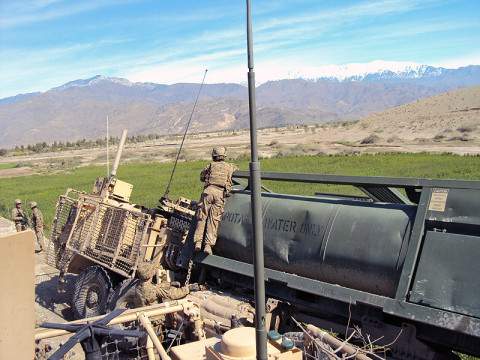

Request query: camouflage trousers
[
  {"left": 35, "top": 227, "right": 46, "bottom": 251},
  {"left": 194, "top": 185, "right": 226, "bottom": 247},
  {"left": 135, "top": 281, "right": 190, "bottom": 307}
]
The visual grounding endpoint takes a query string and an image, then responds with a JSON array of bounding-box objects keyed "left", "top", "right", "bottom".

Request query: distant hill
[
  {"left": 355, "top": 84, "right": 480, "bottom": 141},
  {"left": 256, "top": 80, "right": 437, "bottom": 118},
  {"left": 0, "top": 64, "right": 479, "bottom": 148}
]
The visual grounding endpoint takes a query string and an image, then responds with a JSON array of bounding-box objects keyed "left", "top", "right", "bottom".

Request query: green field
[
  {"left": 0, "top": 163, "right": 16, "bottom": 170},
  {"left": 1, "top": 152, "right": 479, "bottom": 233}
]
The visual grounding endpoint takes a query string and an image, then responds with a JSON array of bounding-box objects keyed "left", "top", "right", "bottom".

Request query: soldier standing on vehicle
[
  {"left": 30, "top": 201, "right": 46, "bottom": 252},
  {"left": 193, "top": 146, "right": 238, "bottom": 255},
  {"left": 134, "top": 262, "right": 202, "bottom": 307},
  {"left": 11, "top": 199, "right": 29, "bottom": 232}
]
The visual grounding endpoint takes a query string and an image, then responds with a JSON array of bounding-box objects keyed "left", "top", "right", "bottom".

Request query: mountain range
[
  {"left": 299, "top": 62, "right": 480, "bottom": 88},
  {"left": 0, "top": 63, "right": 479, "bottom": 148}
]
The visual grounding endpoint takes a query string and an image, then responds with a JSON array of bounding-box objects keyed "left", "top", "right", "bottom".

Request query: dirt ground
[
  {"left": 0, "top": 124, "right": 479, "bottom": 179},
  {"left": 34, "top": 250, "right": 82, "bottom": 359}
]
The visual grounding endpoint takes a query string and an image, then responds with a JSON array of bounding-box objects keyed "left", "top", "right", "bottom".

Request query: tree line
[{"left": 0, "top": 133, "right": 164, "bottom": 157}]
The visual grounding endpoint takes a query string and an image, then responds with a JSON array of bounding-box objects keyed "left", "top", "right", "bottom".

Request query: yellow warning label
[{"left": 428, "top": 188, "right": 449, "bottom": 212}]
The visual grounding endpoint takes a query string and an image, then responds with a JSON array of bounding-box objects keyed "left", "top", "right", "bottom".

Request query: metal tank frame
[{"left": 178, "top": 170, "right": 480, "bottom": 357}]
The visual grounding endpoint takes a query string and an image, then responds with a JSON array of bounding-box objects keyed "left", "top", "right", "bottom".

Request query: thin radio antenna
[
  {"left": 162, "top": 69, "right": 208, "bottom": 200},
  {"left": 106, "top": 115, "right": 109, "bottom": 177}
]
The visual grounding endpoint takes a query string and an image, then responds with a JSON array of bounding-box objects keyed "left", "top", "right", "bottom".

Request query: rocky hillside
[{"left": 356, "top": 84, "right": 480, "bottom": 141}]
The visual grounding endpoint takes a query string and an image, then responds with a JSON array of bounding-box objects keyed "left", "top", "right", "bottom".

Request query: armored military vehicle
[{"left": 46, "top": 131, "right": 196, "bottom": 319}]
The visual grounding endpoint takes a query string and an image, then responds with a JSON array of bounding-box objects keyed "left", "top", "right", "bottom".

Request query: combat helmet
[
  {"left": 136, "top": 261, "right": 155, "bottom": 280},
  {"left": 30, "top": 201, "right": 37, "bottom": 209},
  {"left": 14, "top": 199, "right": 21, "bottom": 205},
  {"left": 212, "top": 146, "right": 226, "bottom": 161}
]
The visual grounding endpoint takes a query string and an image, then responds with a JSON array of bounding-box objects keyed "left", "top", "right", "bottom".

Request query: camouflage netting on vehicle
[
  {"left": 45, "top": 196, "right": 76, "bottom": 271},
  {"left": 167, "top": 213, "right": 191, "bottom": 233},
  {"left": 46, "top": 194, "right": 151, "bottom": 276}
]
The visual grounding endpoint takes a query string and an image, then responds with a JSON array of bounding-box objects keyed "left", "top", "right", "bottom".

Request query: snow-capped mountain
[
  {"left": 48, "top": 75, "right": 134, "bottom": 92},
  {"left": 43, "top": 61, "right": 479, "bottom": 95},
  {"left": 264, "top": 61, "right": 479, "bottom": 88},
  {"left": 316, "top": 63, "right": 446, "bottom": 83},
  {"left": 298, "top": 61, "right": 443, "bottom": 82}
]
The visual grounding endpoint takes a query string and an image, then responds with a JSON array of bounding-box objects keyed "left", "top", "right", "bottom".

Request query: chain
[{"left": 185, "top": 259, "right": 194, "bottom": 286}]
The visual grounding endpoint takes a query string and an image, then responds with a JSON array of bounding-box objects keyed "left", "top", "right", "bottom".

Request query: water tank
[{"left": 216, "top": 191, "right": 416, "bottom": 297}]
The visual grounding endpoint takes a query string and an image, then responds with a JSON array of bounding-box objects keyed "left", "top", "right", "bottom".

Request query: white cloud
[{"left": 0, "top": 0, "right": 144, "bottom": 29}]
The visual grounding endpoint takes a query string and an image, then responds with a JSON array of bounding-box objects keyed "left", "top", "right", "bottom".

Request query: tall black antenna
[
  {"left": 246, "top": 1, "right": 268, "bottom": 359},
  {"left": 163, "top": 69, "right": 208, "bottom": 200}
]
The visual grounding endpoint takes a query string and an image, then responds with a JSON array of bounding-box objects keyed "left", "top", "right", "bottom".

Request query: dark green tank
[{"left": 216, "top": 190, "right": 416, "bottom": 297}]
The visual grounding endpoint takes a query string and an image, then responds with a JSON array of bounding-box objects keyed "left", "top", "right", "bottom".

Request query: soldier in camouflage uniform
[
  {"left": 30, "top": 201, "right": 46, "bottom": 252},
  {"left": 134, "top": 262, "right": 200, "bottom": 307},
  {"left": 194, "top": 146, "right": 238, "bottom": 255},
  {"left": 11, "top": 199, "right": 28, "bottom": 232}
]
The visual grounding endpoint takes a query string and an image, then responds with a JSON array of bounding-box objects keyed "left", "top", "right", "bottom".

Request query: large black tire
[{"left": 72, "top": 266, "right": 113, "bottom": 319}]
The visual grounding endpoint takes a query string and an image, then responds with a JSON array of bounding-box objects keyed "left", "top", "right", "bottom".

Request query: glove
[{"left": 188, "top": 283, "right": 206, "bottom": 291}]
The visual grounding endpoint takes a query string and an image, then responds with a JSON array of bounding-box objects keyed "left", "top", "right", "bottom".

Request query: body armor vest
[
  {"left": 11, "top": 208, "right": 26, "bottom": 223},
  {"left": 207, "top": 161, "right": 232, "bottom": 188}
]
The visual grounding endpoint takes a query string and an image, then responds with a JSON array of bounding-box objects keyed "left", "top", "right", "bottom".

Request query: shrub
[
  {"left": 15, "top": 162, "right": 30, "bottom": 168},
  {"left": 232, "top": 151, "right": 250, "bottom": 160},
  {"left": 360, "top": 134, "right": 380, "bottom": 144},
  {"left": 164, "top": 149, "right": 196, "bottom": 160},
  {"left": 165, "top": 149, "right": 183, "bottom": 159},
  {"left": 449, "top": 134, "right": 470, "bottom": 142},
  {"left": 457, "top": 124, "right": 477, "bottom": 133},
  {"left": 336, "top": 141, "right": 356, "bottom": 147},
  {"left": 387, "top": 136, "right": 402, "bottom": 143},
  {"left": 273, "top": 144, "right": 313, "bottom": 158}
]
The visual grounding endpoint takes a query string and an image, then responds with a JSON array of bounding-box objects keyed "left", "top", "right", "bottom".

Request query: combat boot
[
  {"left": 203, "top": 243, "right": 212, "bottom": 255},
  {"left": 194, "top": 242, "right": 202, "bottom": 252}
]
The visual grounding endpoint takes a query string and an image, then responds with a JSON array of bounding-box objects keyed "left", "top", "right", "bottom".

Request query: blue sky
[{"left": 0, "top": 0, "right": 479, "bottom": 99}]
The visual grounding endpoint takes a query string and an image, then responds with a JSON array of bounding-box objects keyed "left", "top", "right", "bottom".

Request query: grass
[
  {"left": 0, "top": 163, "right": 16, "bottom": 170},
  {"left": 1, "top": 152, "right": 480, "bottom": 233},
  {"left": 0, "top": 166, "right": 104, "bottom": 235},
  {"left": 258, "top": 152, "right": 480, "bottom": 197}
]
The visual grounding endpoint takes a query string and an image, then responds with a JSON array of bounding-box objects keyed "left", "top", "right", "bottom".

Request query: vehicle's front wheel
[{"left": 72, "top": 266, "right": 113, "bottom": 319}]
